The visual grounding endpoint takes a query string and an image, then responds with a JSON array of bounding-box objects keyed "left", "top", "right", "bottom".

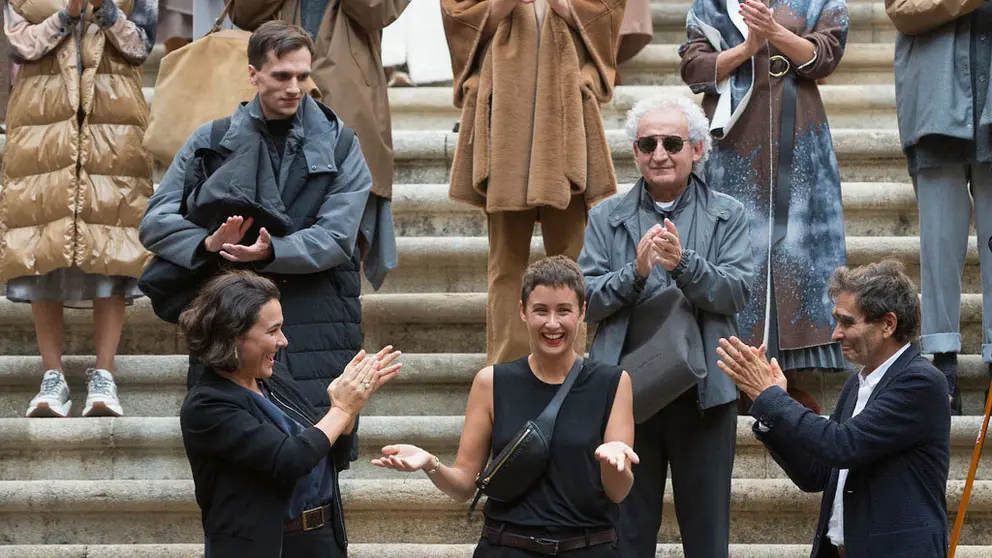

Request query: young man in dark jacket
[{"left": 140, "top": 22, "right": 379, "bottom": 412}]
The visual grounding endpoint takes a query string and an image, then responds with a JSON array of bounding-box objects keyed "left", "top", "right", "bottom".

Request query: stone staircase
[{"left": 2, "top": 2, "right": 991, "bottom": 557}]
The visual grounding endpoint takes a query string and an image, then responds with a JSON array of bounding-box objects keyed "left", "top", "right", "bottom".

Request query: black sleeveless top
[{"left": 484, "top": 357, "right": 623, "bottom": 529}]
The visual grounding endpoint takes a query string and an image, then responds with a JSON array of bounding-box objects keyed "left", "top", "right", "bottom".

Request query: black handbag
[{"left": 467, "top": 356, "right": 585, "bottom": 517}]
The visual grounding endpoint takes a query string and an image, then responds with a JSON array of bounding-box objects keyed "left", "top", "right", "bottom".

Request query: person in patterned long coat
[{"left": 680, "top": 0, "right": 850, "bottom": 412}]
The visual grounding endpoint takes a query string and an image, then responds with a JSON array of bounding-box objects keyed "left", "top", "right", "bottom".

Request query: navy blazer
[{"left": 750, "top": 345, "right": 950, "bottom": 558}]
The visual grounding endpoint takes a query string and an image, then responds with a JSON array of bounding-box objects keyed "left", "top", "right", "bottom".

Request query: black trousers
[
  {"left": 617, "top": 389, "right": 737, "bottom": 558},
  {"left": 473, "top": 537, "right": 619, "bottom": 557},
  {"left": 281, "top": 526, "right": 346, "bottom": 558}
]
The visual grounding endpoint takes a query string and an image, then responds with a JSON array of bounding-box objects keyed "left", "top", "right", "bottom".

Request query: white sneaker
[
  {"left": 82, "top": 368, "right": 123, "bottom": 417},
  {"left": 26, "top": 370, "right": 72, "bottom": 418}
]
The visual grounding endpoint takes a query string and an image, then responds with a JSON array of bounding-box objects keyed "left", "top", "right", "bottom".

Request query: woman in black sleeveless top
[{"left": 373, "top": 256, "right": 637, "bottom": 556}]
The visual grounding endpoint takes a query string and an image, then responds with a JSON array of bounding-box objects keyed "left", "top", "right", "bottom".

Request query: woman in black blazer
[{"left": 178, "top": 270, "right": 401, "bottom": 558}]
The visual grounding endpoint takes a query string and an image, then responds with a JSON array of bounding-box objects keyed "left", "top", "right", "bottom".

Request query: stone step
[
  {"left": 2, "top": 544, "right": 988, "bottom": 558},
  {"left": 3, "top": 416, "right": 992, "bottom": 483},
  {"left": 649, "top": 3, "right": 895, "bottom": 45},
  {"left": 620, "top": 43, "right": 894, "bottom": 86},
  {"left": 139, "top": 84, "right": 898, "bottom": 132},
  {"left": 382, "top": 84, "right": 898, "bottom": 130},
  {"left": 1, "top": 349, "right": 989, "bottom": 417},
  {"left": 0, "top": 290, "right": 985, "bottom": 356},
  {"left": 0, "top": 125, "right": 911, "bottom": 185},
  {"left": 346, "top": 234, "right": 981, "bottom": 295},
  {"left": 0, "top": 354, "right": 989, "bottom": 418},
  {"left": 0, "top": 127, "right": 909, "bottom": 185},
  {"left": 389, "top": 182, "right": 929, "bottom": 238},
  {"left": 387, "top": 128, "right": 908, "bottom": 184},
  {"left": 1, "top": 479, "right": 990, "bottom": 545}
]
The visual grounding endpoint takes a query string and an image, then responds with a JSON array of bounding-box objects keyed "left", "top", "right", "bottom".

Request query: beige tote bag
[{"left": 143, "top": 1, "right": 319, "bottom": 165}]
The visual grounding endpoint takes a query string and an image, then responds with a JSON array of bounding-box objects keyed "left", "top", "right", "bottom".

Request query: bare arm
[
  {"left": 372, "top": 367, "right": 494, "bottom": 502},
  {"left": 595, "top": 371, "right": 636, "bottom": 503}
]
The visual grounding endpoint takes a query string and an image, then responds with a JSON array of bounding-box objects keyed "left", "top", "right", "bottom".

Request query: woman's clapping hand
[{"left": 326, "top": 346, "right": 402, "bottom": 416}]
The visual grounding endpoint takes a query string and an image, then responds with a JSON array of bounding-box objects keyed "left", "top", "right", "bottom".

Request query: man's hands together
[
  {"left": 635, "top": 219, "right": 684, "bottom": 279},
  {"left": 203, "top": 215, "right": 274, "bottom": 263}
]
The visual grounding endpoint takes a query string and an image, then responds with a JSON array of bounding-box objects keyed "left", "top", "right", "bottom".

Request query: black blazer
[
  {"left": 180, "top": 364, "right": 355, "bottom": 558},
  {"left": 750, "top": 345, "right": 950, "bottom": 558}
]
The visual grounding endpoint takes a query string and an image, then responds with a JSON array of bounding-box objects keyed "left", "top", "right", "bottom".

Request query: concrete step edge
[
  {"left": 0, "top": 544, "right": 988, "bottom": 558},
  {"left": 0, "top": 128, "right": 909, "bottom": 163},
  {"left": 392, "top": 182, "right": 916, "bottom": 211},
  {"left": 1, "top": 415, "right": 990, "bottom": 450},
  {"left": 0, "top": 479, "right": 989, "bottom": 513},
  {"left": 0, "top": 291, "right": 984, "bottom": 327}
]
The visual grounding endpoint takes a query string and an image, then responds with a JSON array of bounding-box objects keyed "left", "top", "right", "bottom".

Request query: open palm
[{"left": 371, "top": 444, "right": 433, "bottom": 472}]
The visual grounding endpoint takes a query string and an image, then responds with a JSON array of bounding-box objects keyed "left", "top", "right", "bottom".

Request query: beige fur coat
[{"left": 442, "top": 0, "right": 624, "bottom": 213}]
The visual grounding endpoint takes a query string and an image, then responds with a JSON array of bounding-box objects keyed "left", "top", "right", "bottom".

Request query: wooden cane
[{"left": 949, "top": 379, "right": 992, "bottom": 557}]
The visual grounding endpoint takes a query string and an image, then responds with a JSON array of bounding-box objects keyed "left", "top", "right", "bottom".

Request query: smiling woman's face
[
  {"left": 520, "top": 285, "right": 584, "bottom": 358},
  {"left": 237, "top": 299, "right": 288, "bottom": 379}
]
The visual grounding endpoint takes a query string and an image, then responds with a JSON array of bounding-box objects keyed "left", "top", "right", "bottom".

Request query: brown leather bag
[
  {"left": 143, "top": 0, "right": 319, "bottom": 165},
  {"left": 885, "top": 0, "right": 984, "bottom": 35}
]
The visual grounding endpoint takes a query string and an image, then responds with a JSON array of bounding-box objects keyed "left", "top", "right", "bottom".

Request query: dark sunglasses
[{"left": 636, "top": 135, "right": 688, "bottom": 155}]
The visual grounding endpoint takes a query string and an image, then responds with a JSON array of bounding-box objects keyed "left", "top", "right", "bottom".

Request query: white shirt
[
  {"left": 826, "top": 343, "right": 911, "bottom": 547},
  {"left": 655, "top": 200, "right": 676, "bottom": 212}
]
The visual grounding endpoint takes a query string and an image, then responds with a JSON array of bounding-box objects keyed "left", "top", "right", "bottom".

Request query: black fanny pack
[{"left": 468, "top": 356, "right": 584, "bottom": 517}]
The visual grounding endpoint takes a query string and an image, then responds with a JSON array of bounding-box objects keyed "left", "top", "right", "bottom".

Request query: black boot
[{"left": 933, "top": 352, "right": 961, "bottom": 415}]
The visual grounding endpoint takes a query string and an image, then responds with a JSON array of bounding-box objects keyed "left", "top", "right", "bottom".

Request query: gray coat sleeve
[
  {"left": 670, "top": 205, "right": 753, "bottom": 316},
  {"left": 578, "top": 206, "right": 647, "bottom": 324},
  {"left": 139, "top": 126, "right": 213, "bottom": 270},
  {"left": 260, "top": 138, "right": 373, "bottom": 275}
]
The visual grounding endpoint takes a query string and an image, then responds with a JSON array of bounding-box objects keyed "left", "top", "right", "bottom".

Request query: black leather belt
[
  {"left": 481, "top": 525, "right": 616, "bottom": 555},
  {"left": 770, "top": 54, "right": 797, "bottom": 247},
  {"left": 284, "top": 503, "right": 332, "bottom": 532}
]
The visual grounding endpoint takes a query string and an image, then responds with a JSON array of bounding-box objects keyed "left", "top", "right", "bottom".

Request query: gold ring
[{"left": 769, "top": 55, "right": 790, "bottom": 78}]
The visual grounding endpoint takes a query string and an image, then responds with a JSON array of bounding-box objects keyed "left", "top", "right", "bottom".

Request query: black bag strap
[
  {"left": 771, "top": 59, "right": 797, "bottom": 247},
  {"left": 334, "top": 127, "right": 355, "bottom": 169},
  {"left": 532, "top": 355, "right": 584, "bottom": 435}
]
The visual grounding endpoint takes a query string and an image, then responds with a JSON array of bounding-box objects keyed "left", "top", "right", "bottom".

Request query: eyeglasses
[{"left": 635, "top": 135, "right": 688, "bottom": 155}]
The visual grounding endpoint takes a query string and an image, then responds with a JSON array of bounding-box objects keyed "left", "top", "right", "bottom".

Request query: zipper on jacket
[
  {"left": 482, "top": 427, "right": 532, "bottom": 486},
  {"left": 268, "top": 389, "right": 315, "bottom": 427}
]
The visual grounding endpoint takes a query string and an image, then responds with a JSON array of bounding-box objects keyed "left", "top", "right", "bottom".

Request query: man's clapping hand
[{"left": 204, "top": 216, "right": 253, "bottom": 253}]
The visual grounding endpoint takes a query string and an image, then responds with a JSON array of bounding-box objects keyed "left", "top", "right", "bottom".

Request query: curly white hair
[{"left": 623, "top": 95, "right": 713, "bottom": 172}]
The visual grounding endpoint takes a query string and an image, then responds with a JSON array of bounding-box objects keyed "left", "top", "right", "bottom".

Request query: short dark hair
[
  {"left": 521, "top": 256, "right": 586, "bottom": 309},
  {"left": 827, "top": 260, "right": 921, "bottom": 344},
  {"left": 179, "top": 270, "right": 281, "bottom": 371},
  {"left": 247, "top": 21, "right": 315, "bottom": 70}
]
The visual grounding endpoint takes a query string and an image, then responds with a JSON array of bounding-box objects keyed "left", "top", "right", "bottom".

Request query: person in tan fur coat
[{"left": 442, "top": 0, "right": 625, "bottom": 365}]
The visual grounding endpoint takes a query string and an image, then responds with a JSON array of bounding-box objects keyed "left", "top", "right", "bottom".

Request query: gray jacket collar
[
  {"left": 609, "top": 174, "right": 732, "bottom": 228},
  {"left": 220, "top": 95, "right": 343, "bottom": 174}
]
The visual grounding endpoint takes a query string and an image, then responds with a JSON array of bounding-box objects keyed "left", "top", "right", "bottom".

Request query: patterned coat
[{"left": 679, "top": 0, "right": 849, "bottom": 351}]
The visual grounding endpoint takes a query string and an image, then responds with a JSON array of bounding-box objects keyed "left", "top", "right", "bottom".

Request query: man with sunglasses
[{"left": 579, "top": 96, "right": 754, "bottom": 558}]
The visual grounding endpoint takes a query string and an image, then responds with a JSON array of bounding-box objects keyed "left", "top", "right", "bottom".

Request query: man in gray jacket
[
  {"left": 140, "top": 22, "right": 393, "bottom": 411},
  {"left": 893, "top": 5, "right": 992, "bottom": 414},
  {"left": 579, "top": 96, "right": 753, "bottom": 558}
]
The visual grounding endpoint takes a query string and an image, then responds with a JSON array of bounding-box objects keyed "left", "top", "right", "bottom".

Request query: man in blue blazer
[{"left": 716, "top": 260, "right": 951, "bottom": 558}]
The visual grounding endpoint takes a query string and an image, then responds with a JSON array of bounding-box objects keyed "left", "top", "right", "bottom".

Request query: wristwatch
[{"left": 425, "top": 454, "right": 442, "bottom": 476}]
